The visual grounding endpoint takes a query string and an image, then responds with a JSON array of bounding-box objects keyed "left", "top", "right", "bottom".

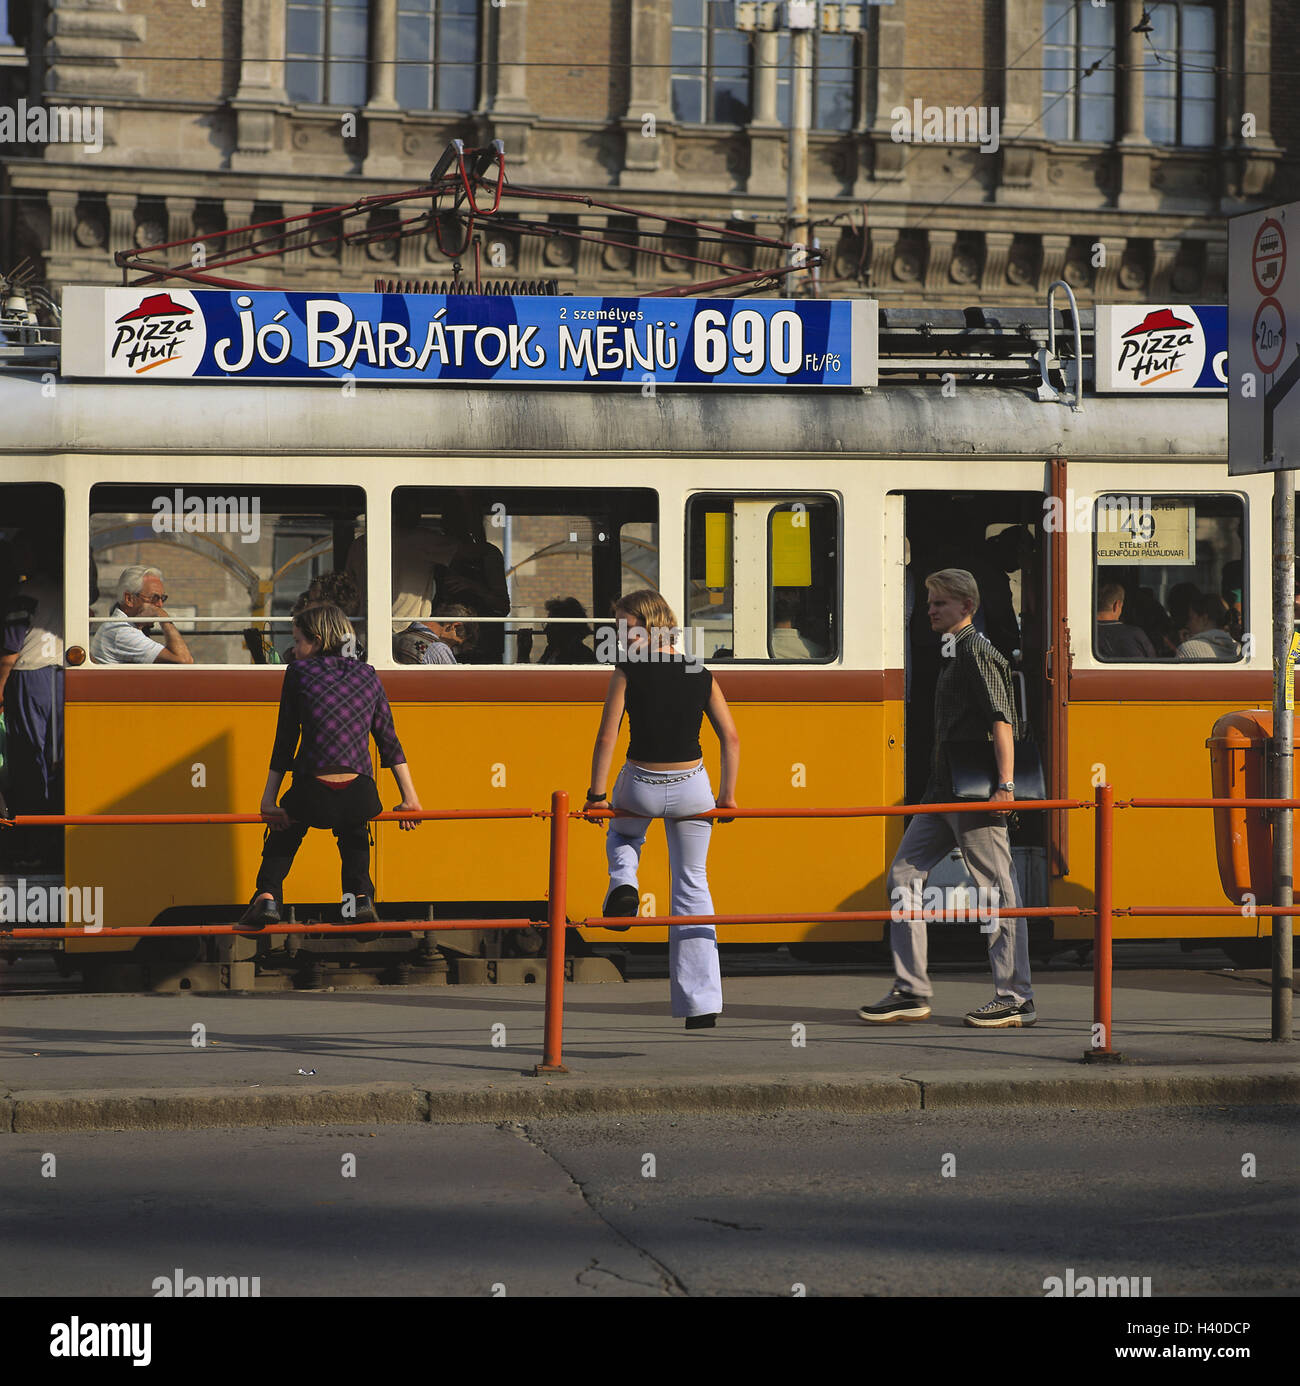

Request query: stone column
[
  {"left": 368, "top": 0, "right": 398, "bottom": 109},
  {"left": 620, "top": 0, "right": 674, "bottom": 188},
  {"left": 231, "top": 0, "right": 288, "bottom": 171},
  {"left": 1232, "top": 0, "right": 1282, "bottom": 205},
  {"left": 748, "top": 30, "right": 786, "bottom": 197},
  {"left": 996, "top": 0, "right": 1043, "bottom": 203},
  {"left": 363, "top": 0, "right": 405, "bottom": 177},
  {"left": 487, "top": 0, "right": 533, "bottom": 165},
  {"left": 860, "top": 0, "right": 906, "bottom": 190},
  {"left": 1116, "top": 0, "right": 1156, "bottom": 210}
]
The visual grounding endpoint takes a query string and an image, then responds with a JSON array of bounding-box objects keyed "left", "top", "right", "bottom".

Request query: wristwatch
[
  {"left": 586, "top": 788, "right": 608, "bottom": 801},
  {"left": 997, "top": 781, "right": 1016, "bottom": 792}
]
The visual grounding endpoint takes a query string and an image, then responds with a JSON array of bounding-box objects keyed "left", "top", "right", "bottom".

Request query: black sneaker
[
  {"left": 964, "top": 998, "right": 1036, "bottom": 1028},
  {"left": 858, "top": 988, "right": 932, "bottom": 1023},
  {"left": 350, "top": 896, "right": 379, "bottom": 926},
  {"left": 684, "top": 1013, "right": 718, "bottom": 1030},
  {"left": 236, "top": 894, "right": 279, "bottom": 931},
  {"left": 601, "top": 884, "right": 639, "bottom": 932}
]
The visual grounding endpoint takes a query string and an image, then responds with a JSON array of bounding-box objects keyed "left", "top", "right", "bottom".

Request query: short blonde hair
[
  {"left": 613, "top": 588, "right": 679, "bottom": 648},
  {"left": 294, "top": 602, "right": 356, "bottom": 657},
  {"left": 925, "top": 568, "right": 981, "bottom": 614}
]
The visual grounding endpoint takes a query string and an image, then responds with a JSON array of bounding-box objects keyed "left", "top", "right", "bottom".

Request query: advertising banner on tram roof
[
  {"left": 1093, "top": 305, "right": 1227, "bottom": 393},
  {"left": 60, "top": 287, "right": 878, "bottom": 388}
]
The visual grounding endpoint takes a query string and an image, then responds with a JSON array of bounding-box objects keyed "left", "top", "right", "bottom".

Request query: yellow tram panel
[{"left": 1057, "top": 699, "right": 1253, "bottom": 941}]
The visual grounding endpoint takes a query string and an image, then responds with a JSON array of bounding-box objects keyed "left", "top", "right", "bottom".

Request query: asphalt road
[{"left": 2, "top": 1106, "right": 1294, "bottom": 1298}]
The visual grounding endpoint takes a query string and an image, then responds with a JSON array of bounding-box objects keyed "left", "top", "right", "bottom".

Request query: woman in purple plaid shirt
[{"left": 237, "top": 603, "right": 422, "bottom": 930}]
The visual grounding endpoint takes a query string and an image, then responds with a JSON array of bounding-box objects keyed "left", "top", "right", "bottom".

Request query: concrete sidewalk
[{"left": 1, "top": 965, "right": 1295, "bottom": 1131}]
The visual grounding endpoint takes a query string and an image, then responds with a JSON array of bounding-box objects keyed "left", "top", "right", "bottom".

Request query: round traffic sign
[
  {"left": 1253, "top": 217, "right": 1286, "bottom": 295},
  {"left": 1252, "top": 296, "right": 1286, "bottom": 375}
]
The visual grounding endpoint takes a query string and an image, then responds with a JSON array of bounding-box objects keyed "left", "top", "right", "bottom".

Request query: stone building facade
[{"left": 1, "top": 0, "right": 1296, "bottom": 307}]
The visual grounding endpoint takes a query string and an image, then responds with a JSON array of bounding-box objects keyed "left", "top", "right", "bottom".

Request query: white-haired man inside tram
[{"left": 91, "top": 565, "right": 194, "bottom": 664}]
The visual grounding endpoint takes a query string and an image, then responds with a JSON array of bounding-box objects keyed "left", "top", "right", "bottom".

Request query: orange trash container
[{"left": 1207, "top": 709, "right": 1278, "bottom": 904}]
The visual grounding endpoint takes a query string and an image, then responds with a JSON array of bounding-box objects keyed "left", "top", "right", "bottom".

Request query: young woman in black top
[{"left": 584, "top": 589, "right": 740, "bottom": 1028}]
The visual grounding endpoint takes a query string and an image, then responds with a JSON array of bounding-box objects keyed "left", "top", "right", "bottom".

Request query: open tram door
[
  {"left": 898, "top": 489, "right": 1057, "bottom": 957},
  {"left": 0, "top": 483, "right": 66, "bottom": 970}
]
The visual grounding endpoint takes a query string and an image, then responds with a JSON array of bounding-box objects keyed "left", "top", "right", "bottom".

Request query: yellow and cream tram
[{"left": 0, "top": 329, "right": 1278, "bottom": 986}]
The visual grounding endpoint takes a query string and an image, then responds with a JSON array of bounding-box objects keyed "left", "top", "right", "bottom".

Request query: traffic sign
[
  {"left": 1252, "top": 297, "right": 1286, "bottom": 375},
  {"left": 1229, "top": 201, "right": 1300, "bottom": 474},
  {"left": 1252, "top": 218, "right": 1286, "bottom": 295}
]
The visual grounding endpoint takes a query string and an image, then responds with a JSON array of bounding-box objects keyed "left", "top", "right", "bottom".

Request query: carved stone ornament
[
  {"left": 1118, "top": 256, "right": 1146, "bottom": 290},
  {"left": 74, "top": 216, "right": 106, "bottom": 249},
  {"left": 134, "top": 220, "right": 166, "bottom": 249}
]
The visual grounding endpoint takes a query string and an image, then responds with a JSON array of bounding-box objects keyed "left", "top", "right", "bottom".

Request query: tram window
[
  {"left": 387, "top": 487, "right": 658, "bottom": 665},
  {"left": 90, "top": 486, "right": 365, "bottom": 665},
  {"left": 1091, "top": 494, "right": 1245, "bottom": 662},
  {"left": 686, "top": 493, "right": 839, "bottom": 661}
]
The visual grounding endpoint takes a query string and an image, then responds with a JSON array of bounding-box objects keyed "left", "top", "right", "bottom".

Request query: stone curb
[{"left": 4, "top": 1068, "right": 1296, "bottom": 1132}]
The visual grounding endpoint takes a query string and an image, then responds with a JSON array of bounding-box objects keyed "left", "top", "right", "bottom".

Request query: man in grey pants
[{"left": 859, "top": 567, "right": 1035, "bottom": 1029}]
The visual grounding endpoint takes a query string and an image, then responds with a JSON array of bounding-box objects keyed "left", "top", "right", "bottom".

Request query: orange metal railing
[{"left": 4, "top": 785, "right": 1294, "bottom": 1070}]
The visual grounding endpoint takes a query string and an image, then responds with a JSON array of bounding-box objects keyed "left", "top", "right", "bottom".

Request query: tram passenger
[
  {"left": 91, "top": 566, "right": 194, "bottom": 664},
  {"left": 431, "top": 493, "right": 511, "bottom": 666},
  {"left": 1166, "top": 582, "right": 1200, "bottom": 646},
  {"left": 344, "top": 497, "right": 458, "bottom": 625},
  {"left": 860, "top": 568, "right": 1035, "bottom": 1029},
  {"left": 584, "top": 589, "right": 740, "bottom": 1029},
  {"left": 1176, "top": 594, "right": 1239, "bottom": 661},
  {"left": 393, "top": 603, "right": 476, "bottom": 664},
  {"left": 1095, "top": 583, "right": 1156, "bottom": 659},
  {"left": 534, "top": 597, "right": 598, "bottom": 664},
  {"left": 238, "top": 603, "right": 422, "bottom": 929},
  {"left": 0, "top": 529, "right": 64, "bottom": 864},
  {"left": 771, "top": 591, "right": 827, "bottom": 659},
  {"left": 284, "top": 572, "right": 366, "bottom": 663}
]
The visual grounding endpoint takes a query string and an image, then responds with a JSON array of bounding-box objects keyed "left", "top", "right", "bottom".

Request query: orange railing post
[
  {"left": 1086, "top": 782, "right": 1120, "bottom": 1062},
  {"left": 535, "top": 789, "right": 569, "bottom": 1074}
]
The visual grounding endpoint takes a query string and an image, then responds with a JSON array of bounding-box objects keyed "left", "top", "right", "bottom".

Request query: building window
[
  {"left": 396, "top": 0, "right": 479, "bottom": 112},
  {"left": 775, "top": 31, "right": 857, "bottom": 131},
  {"left": 1042, "top": 0, "right": 1115, "bottom": 141},
  {"left": 672, "top": 0, "right": 752, "bottom": 125},
  {"left": 1143, "top": 2, "right": 1216, "bottom": 147},
  {"left": 286, "top": 0, "right": 369, "bottom": 107}
]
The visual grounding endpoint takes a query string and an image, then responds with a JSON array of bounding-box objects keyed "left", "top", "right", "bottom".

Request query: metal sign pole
[{"left": 1272, "top": 473, "right": 1295, "bottom": 1041}]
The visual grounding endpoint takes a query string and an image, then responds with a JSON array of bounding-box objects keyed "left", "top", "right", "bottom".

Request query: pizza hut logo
[
  {"left": 110, "top": 292, "right": 201, "bottom": 374},
  {"left": 1114, "top": 307, "right": 1201, "bottom": 386}
]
